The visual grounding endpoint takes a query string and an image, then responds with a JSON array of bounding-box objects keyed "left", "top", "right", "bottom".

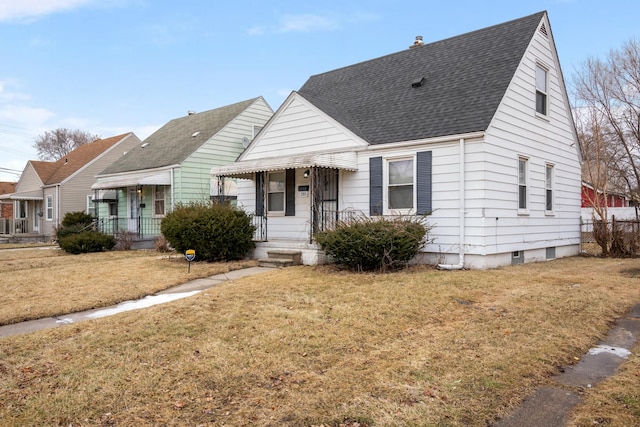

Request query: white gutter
[{"left": 438, "top": 138, "right": 466, "bottom": 270}]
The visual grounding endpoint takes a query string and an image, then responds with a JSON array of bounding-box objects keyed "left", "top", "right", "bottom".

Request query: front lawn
[
  {"left": 0, "top": 255, "right": 639, "bottom": 426},
  {"left": 0, "top": 248, "right": 256, "bottom": 325}
]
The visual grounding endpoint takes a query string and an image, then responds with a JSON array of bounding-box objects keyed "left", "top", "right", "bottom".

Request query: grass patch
[
  {"left": 0, "top": 256, "right": 639, "bottom": 425},
  {"left": 0, "top": 248, "right": 256, "bottom": 325}
]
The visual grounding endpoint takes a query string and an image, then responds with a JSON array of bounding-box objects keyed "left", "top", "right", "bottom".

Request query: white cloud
[
  {"left": 247, "top": 25, "right": 265, "bottom": 36},
  {"left": 0, "top": 0, "right": 93, "bottom": 22},
  {"left": 0, "top": 104, "right": 55, "bottom": 127},
  {"left": 278, "top": 14, "right": 338, "bottom": 33},
  {"left": 248, "top": 13, "right": 341, "bottom": 36},
  {"left": 0, "top": 80, "right": 30, "bottom": 103}
]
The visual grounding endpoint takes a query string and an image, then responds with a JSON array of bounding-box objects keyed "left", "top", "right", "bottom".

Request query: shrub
[
  {"left": 55, "top": 223, "right": 87, "bottom": 241},
  {"left": 61, "top": 211, "right": 94, "bottom": 228},
  {"left": 154, "top": 235, "right": 172, "bottom": 253},
  {"left": 315, "top": 215, "right": 431, "bottom": 272},
  {"left": 58, "top": 231, "right": 116, "bottom": 254},
  {"left": 115, "top": 230, "right": 137, "bottom": 251},
  {"left": 56, "top": 211, "right": 115, "bottom": 254},
  {"left": 160, "top": 202, "right": 256, "bottom": 262}
]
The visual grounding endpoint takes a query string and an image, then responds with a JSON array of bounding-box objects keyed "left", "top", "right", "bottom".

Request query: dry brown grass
[
  {"left": 0, "top": 248, "right": 257, "bottom": 325},
  {"left": 0, "top": 255, "right": 639, "bottom": 426}
]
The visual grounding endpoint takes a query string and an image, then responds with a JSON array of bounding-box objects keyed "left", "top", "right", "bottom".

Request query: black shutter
[
  {"left": 416, "top": 151, "right": 432, "bottom": 215},
  {"left": 369, "top": 157, "right": 383, "bottom": 216},
  {"left": 255, "top": 172, "right": 264, "bottom": 216},
  {"left": 285, "top": 168, "right": 295, "bottom": 216}
]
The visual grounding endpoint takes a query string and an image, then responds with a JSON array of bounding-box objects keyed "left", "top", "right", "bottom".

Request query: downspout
[
  {"left": 56, "top": 184, "right": 61, "bottom": 228},
  {"left": 170, "top": 168, "right": 175, "bottom": 211},
  {"left": 438, "top": 138, "right": 466, "bottom": 270}
]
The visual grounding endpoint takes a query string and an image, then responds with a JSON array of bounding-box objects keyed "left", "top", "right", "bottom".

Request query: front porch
[{"left": 0, "top": 218, "right": 48, "bottom": 243}]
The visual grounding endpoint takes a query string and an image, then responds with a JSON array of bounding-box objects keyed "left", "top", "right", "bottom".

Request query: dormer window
[{"left": 535, "top": 64, "right": 548, "bottom": 116}]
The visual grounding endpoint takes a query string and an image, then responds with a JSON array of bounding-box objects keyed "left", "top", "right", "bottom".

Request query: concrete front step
[{"left": 258, "top": 249, "right": 302, "bottom": 268}]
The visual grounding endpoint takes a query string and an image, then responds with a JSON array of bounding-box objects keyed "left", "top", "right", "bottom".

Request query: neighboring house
[
  {"left": 211, "top": 11, "right": 582, "bottom": 269},
  {"left": 0, "top": 182, "right": 16, "bottom": 218},
  {"left": 0, "top": 133, "right": 141, "bottom": 241},
  {"left": 580, "top": 181, "right": 637, "bottom": 224},
  {"left": 581, "top": 182, "right": 629, "bottom": 208},
  {"left": 91, "top": 97, "right": 273, "bottom": 247},
  {"left": 0, "top": 182, "right": 17, "bottom": 235}
]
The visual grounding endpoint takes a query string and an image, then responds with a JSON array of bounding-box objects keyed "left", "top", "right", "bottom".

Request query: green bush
[
  {"left": 56, "top": 211, "right": 114, "bottom": 254},
  {"left": 61, "top": 211, "right": 94, "bottom": 227},
  {"left": 58, "top": 231, "right": 116, "bottom": 254},
  {"left": 160, "top": 202, "right": 256, "bottom": 262},
  {"left": 315, "top": 215, "right": 431, "bottom": 272},
  {"left": 56, "top": 211, "right": 94, "bottom": 241},
  {"left": 56, "top": 223, "right": 87, "bottom": 240}
]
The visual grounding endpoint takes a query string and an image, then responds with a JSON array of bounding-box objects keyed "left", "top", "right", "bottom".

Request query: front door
[
  {"left": 33, "top": 201, "right": 41, "bottom": 233},
  {"left": 312, "top": 168, "right": 339, "bottom": 234},
  {"left": 128, "top": 188, "right": 139, "bottom": 233}
]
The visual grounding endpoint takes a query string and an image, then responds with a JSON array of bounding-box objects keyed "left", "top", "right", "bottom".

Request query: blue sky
[{"left": 0, "top": 0, "right": 638, "bottom": 181}]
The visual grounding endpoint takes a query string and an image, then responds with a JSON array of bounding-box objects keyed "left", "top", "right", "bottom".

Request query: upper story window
[
  {"left": 546, "top": 164, "right": 554, "bottom": 212},
  {"left": 535, "top": 64, "right": 548, "bottom": 116},
  {"left": 387, "top": 158, "right": 414, "bottom": 213},
  {"left": 267, "top": 171, "right": 285, "bottom": 213},
  {"left": 518, "top": 157, "right": 528, "bottom": 211},
  {"left": 153, "top": 186, "right": 166, "bottom": 217}
]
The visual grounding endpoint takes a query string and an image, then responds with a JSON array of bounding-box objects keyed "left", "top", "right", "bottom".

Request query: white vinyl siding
[
  {"left": 477, "top": 14, "right": 581, "bottom": 266},
  {"left": 240, "top": 95, "right": 367, "bottom": 162}
]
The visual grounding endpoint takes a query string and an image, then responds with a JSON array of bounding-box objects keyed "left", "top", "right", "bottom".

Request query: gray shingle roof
[
  {"left": 100, "top": 98, "right": 259, "bottom": 174},
  {"left": 298, "top": 12, "right": 546, "bottom": 145}
]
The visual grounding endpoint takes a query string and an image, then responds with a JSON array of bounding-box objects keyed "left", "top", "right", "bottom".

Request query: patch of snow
[
  {"left": 86, "top": 291, "right": 201, "bottom": 319},
  {"left": 56, "top": 318, "right": 74, "bottom": 324},
  {"left": 587, "top": 345, "right": 632, "bottom": 358}
]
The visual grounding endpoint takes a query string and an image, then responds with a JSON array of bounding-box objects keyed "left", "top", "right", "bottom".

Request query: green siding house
[{"left": 91, "top": 97, "right": 273, "bottom": 247}]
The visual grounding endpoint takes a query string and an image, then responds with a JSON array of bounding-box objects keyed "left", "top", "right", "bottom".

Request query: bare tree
[
  {"left": 573, "top": 39, "right": 640, "bottom": 255},
  {"left": 573, "top": 39, "right": 640, "bottom": 205},
  {"left": 33, "top": 128, "right": 100, "bottom": 161}
]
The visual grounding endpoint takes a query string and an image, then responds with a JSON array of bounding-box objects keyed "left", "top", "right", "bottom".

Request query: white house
[{"left": 211, "top": 11, "right": 582, "bottom": 269}]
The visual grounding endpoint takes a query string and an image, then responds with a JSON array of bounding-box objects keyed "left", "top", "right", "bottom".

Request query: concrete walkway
[
  {"left": 494, "top": 303, "right": 640, "bottom": 426},
  {"left": 0, "top": 266, "right": 273, "bottom": 339}
]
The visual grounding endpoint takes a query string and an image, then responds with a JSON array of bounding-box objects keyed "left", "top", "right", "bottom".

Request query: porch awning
[
  {"left": 210, "top": 151, "right": 358, "bottom": 178},
  {"left": 91, "top": 170, "right": 172, "bottom": 190},
  {"left": 94, "top": 190, "right": 117, "bottom": 202},
  {"left": 1, "top": 189, "right": 43, "bottom": 200}
]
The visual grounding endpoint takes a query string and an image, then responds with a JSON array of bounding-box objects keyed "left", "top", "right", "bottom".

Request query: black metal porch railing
[
  {"left": 313, "top": 208, "right": 359, "bottom": 234},
  {"left": 253, "top": 215, "right": 267, "bottom": 241},
  {"left": 95, "top": 217, "right": 163, "bottom": 238},
  {"left": 250, "top": 209, "right": 361, "bottom": 243}
]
